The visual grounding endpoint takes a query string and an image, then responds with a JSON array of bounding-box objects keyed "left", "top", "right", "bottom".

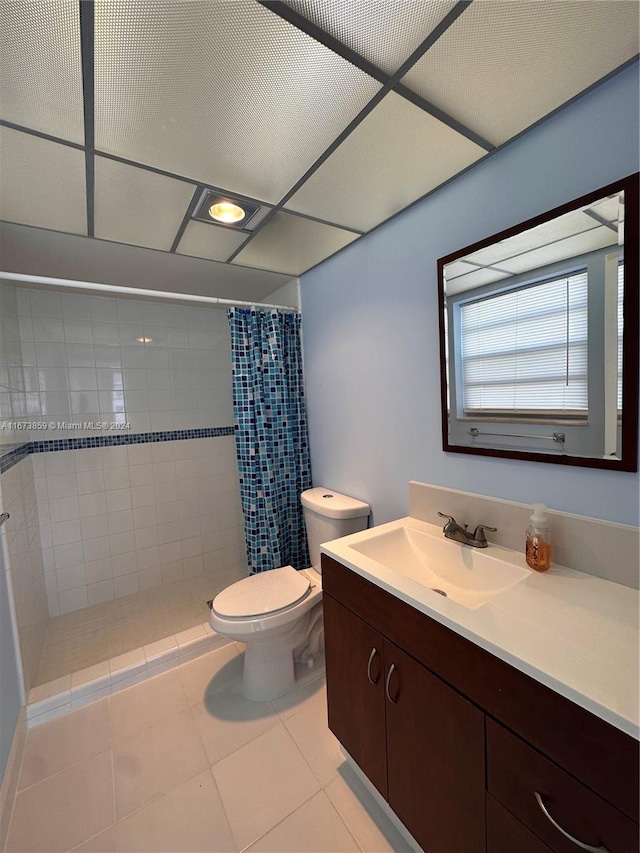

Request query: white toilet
[{"left": 209, "top": 487, "right": 370, "bottom": 701}]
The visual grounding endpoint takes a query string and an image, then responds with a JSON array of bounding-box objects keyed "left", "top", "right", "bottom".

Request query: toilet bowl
[{"left": 209, "top": 487, "right": 370, "bottom": 701}]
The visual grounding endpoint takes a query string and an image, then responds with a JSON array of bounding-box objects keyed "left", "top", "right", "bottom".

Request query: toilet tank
[{"left": 301, "top": 487, "right": 370, "bottom": 571}]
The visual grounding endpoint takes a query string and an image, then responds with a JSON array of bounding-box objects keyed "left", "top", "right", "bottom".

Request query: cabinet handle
[
  {"left": 385, "top": 663, "right": 398, "bottom": 703},
  {"left": 366, "top": 648, "right": 379, "bottom": 685},
  {"left": 534, "top": 792, "right": 609, "bottom": 853}
]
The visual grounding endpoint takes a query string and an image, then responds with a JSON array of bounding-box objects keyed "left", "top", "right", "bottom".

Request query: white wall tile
[
  {"left": 56, "top": 563, "right": 86, "bottom": 591},
  {"left": 58, "top": 587, "right": 88, "bottom": 614},
  {"left": 18, "top": 290, "right": 245, "bottom": 611},
  {"left": 114, "top": 573, "right": 138, "bottom": 597},
  {"left": 107, "top": 510, "right": 133, "bottom": 534},
  {"left": 80, "top": 513, "right": 109, "bottom": 540},
  {"left": 110, "top": 531, "right": 135, "bottom": 556},
  {"left": 53, "top": 542, "right": 83, "bottom": 570}
]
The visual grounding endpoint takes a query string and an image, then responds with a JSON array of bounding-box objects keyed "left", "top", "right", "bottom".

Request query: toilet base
[
  {"left": 241, "top": 603, "right": 322, "bottom": 702},
  {"left": 242, "top": 638, "right": 297, "bottom": 702}
]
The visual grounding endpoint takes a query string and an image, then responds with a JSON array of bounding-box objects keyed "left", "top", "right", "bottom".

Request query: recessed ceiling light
[
  {"left": 193, "top": 189, "right": 261, "bottom": 230},
  {"left": 209, "top": 201, "right": 246, "bottom": 223},
  {"left": 136, "top": 336, "right": 153, "bottom": 343}
]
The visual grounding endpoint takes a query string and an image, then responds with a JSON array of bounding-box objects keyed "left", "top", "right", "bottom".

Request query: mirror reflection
[{"left": 439, "top": 175, "right": 638, "bottom": 471}]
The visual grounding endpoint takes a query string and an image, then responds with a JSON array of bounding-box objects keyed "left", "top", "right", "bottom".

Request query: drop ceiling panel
[
  {"left": 0, "top": 127, "right": 86, "bottom": 235},
  {"left": 94, "top": 157, "right": 196, "bottom": 251},
  {"left": 232, "top": 212, "right": 358, "bottom": 275},
  {"left": 0, "top": 0, "right": 84, "bottom": 144},
  {"left": 464, "top": 211, "right": 602, "bottom": 267},
  {"left": 498, "top": 228, "right": 618, "bottom": 276},
  {"left": 285, "top": 91, "right": 485, "bottom": 232},
  {"left": 284, "top": 0, "right": 458, "bottom": 74},
  {"left": 446, "top": 267, "right": 510, "bottom": 295},
  {"left": 177, "top": 221, "right": 249, "bottom": 263},
  {"left": 94, "top": 0, "right": 381, "bottom": 204},
  {"left": 401, "top": 1, "right": 640, "bottom": 146},
  {"left": 587, "top": 196, "right": 620, "bottom": 225}
]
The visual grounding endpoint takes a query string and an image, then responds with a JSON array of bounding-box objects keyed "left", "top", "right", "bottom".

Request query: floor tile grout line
[
  {"left": 14, "top": 650, "right": 363, "bottom": 852},
  {"left": 207, "top": 763, "right": 241, "bottom": 853},
  {"left": 237, "top": 787, "right": 324, "bottom": 853},
  {"left": 113, "top": 761, "right": 211, "bottom": 830},
  {"left": 12, "top": 743, "right": 114, "bottom": 798}
]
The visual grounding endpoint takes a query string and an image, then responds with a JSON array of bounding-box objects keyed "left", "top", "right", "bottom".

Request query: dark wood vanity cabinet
[
  {"left": 322, "top": 554, "right": 640, "bottom": 853},
  {"left": 324, "top": 595, "right": 485, "bottom": 853}
]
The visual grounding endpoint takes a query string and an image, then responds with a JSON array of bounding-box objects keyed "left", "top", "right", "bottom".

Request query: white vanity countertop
[{"left": 321, "top": 516, "right": 640, "bottom": 740}]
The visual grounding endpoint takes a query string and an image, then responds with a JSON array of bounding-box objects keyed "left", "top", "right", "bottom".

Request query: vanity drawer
[
  {"left": 487, "top": 719, "right": 639, "bottom": 853},
  {"left": 487, "top": 794, "right": 552, "bottom": 853}
]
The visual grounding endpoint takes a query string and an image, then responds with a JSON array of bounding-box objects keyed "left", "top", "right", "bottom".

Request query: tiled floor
[
  {"left": 36, "top": 566, "right": 246, "bottom": 685},
  {"left": 7, "top": 644, "right": 414, "bottom": 853}
]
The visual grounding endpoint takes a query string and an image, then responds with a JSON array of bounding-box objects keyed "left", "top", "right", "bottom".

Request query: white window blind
[{"left": 460, "top": 272, "right": 588, "bottom": 416}]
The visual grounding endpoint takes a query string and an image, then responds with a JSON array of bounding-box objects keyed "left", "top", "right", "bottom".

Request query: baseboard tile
[{"left": 26, "top": 624, "right": 232, "bottom": 727}]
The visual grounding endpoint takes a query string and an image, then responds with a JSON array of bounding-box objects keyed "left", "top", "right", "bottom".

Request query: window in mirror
[{"left": 457, "top": 271, "right": 588, "bottom": 418}]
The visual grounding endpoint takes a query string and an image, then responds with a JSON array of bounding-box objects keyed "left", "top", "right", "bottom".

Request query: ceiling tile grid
[
  {"left": 0, "top": 126, "right": 87, "bottom": 236},
  {"left": 0, "top": 0, "right": 85, "bottom": 144},
  {"left": 93, "top": 0, "right": 381, "bottom": 204},
  {"left": 284, "top": 0, "right": 458, "bottom": 75},
  {"left": 285, "top": 89, "right": 485, "bottom": 232},
  {"left": 232, "top": 211, "right": 359, "bottom": 275},
  {"left": 94, "top": 156, "right": 197, "bottom": 250},
  {"left": 0, "top": 0, "right": 637, "bottom": 285},
  {"left": 400, "top": 0, "right": 640, "bottom": 147}
]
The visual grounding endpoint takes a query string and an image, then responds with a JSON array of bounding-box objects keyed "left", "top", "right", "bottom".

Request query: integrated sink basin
[{"left": 348, "top": 523, "right": 529, "bottom": 610}]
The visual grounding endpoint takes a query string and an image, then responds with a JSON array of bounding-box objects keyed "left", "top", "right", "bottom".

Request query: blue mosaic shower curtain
[{"left": 227, "top": 308, "right": 312, "bottom": 573}]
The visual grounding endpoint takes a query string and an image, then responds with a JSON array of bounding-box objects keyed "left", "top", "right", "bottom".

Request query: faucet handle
[
  {"left": 472, "top": 523, "right": 497, "bottom": 544},
  {"left": 437, "top": 512, "right": 456, "bottom": 524}
]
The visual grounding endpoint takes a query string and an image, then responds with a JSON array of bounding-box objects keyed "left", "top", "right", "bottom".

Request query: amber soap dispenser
[{"left": 525, "top": 504, "right": 552, "bottom": 572}]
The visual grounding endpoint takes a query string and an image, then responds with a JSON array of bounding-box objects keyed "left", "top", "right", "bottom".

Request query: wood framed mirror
[{"left": 438, "top": 173, "right": 638, "bottom": 471}]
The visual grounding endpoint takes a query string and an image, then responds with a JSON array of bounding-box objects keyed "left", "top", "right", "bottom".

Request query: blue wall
[{"left": 301, "top": 63, "right": 640, "bottom": 527}]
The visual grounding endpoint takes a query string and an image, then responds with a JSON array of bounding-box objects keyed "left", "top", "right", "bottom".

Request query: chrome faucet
[{"left": 437, "top": 513, "right": 497, "bottom": 548}]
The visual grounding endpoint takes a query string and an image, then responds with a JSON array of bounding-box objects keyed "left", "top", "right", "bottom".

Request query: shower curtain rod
[{"left": 0, "top": 272, "right": 300, "bottom": 312}]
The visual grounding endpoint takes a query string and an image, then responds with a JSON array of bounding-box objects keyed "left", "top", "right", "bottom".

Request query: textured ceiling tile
[
  {"left": 94, "top": 0, "right": 381, "bottom": 204},
  {"left": 286, "top": 91, "right": 485, "bottom": 232},
  {"left": 284, "top": 0, "right": 458, "bottom": 74},
  {"left": 0, "top": 127, "right": 86, "bottom": 235},
  {"left": 401, "top": 1, "right": 640, "bottom": 147},
  {"left": 499, "top": 228, "right": 618, "bottom": 276},
  {"left": 177, "top": 220, "right": 248, "bottom": 263},
  {"left": 232, "top": 212, "right": 359, "bottom": 275},
  {"left": 0, "top": 0, "right": 84, "bottom": 143},
  {"left": 94, "top": 157, "right": 196, "bottom": 251},
  {"left": 464, "top": 211, "right": 600, "bottom": 267}
]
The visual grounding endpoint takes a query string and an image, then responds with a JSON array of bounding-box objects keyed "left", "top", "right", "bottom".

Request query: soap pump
[{"left": 525, "top": 504, "right": 551, "bottom": 572}]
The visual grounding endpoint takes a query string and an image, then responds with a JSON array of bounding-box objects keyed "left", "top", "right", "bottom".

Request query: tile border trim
[
  {"left": 26, "top": 624, "right": 233, "bottom": 727},
  {"left": 0, "top": 426, "right": 235, "bottom": 474}
]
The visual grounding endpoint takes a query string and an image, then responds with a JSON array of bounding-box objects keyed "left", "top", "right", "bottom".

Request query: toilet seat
[{"left": 211, "top": 565, "right": 311, "bottom": 620}]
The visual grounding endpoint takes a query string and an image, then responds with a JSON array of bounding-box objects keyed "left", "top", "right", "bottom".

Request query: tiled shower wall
[
  {"left": 0, "top": 282, "right": 48, "bottom": 693},
  {"left": 8, "top": 286, "right": 246, "bottom": 616},
  {"left": 16, "top": 288, "right": 234, "bottom": 437},
  {"left": 34, "top": 436, "right": 245, "bottom": 616}
]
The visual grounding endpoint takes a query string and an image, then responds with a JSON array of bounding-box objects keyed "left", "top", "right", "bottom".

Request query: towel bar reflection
[
  {"left": 0, "top": 512, "right": 10, "bottom": 528},
  {"left": 469, "top": 428, "right": 565, "bottom": 443}
]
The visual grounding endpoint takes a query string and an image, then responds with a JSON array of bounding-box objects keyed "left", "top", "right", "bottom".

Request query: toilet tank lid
[{"left": 301, "top": 487, "right": 370, "bottom": 520}]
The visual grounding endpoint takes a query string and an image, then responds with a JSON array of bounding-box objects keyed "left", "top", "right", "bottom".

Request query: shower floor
[{"left": 35, "top": 567, "right": 246, "bottom": 686}]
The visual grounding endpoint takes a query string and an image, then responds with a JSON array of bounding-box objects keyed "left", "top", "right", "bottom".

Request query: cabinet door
[
  {"left": 384, "top": 639, "right": 486, "bottom": 853},
  {"left": 323, "top": 593, "right": 388, "bottom": 798}
]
